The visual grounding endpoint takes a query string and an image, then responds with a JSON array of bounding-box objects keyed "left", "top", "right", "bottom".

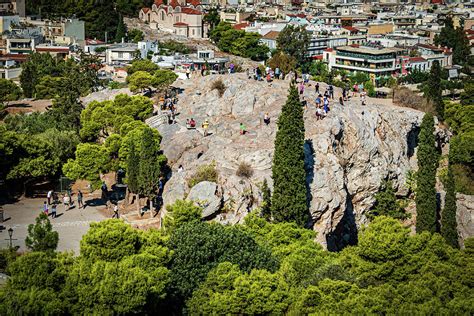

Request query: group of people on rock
[{"left": 247, "top": 66, "right": 286, "bottom": 82}]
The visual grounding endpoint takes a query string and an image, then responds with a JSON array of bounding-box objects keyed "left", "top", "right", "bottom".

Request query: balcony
[{"left": 337, "top": 51, "right": 395, "bottom": 61}]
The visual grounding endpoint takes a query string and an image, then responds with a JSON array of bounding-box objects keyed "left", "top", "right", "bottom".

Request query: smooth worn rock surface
[
  {"left": 456, "top": 193, "right": 474, "bottom": 248},
  {"left": 152, "top": 73, "right": 431, "bottom": 249},
  {"left": 187, "top": 181, "right": 222, "bottom": 218}
]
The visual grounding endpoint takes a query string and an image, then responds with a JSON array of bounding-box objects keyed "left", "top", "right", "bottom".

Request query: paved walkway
[{"left": 0, "top": 198, "right": 107, "bottom": 254}]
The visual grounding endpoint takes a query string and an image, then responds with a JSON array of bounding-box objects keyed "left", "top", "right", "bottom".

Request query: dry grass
[
  {"left": 211, "top": 79, "right": 226, "bottom": 97},
  {"left": 236, "top": 162, "right": 254, "bottom": 179},
  {"left": 393, "top": 87, "right": 434, "bottom": 114}
]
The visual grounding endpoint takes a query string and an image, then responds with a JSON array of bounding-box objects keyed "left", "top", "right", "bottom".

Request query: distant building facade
[{"left": 139, "top": 0, "right": 208, "bottom": 38}]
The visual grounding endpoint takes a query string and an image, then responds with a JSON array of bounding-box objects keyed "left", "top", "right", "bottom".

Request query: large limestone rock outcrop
[{"left": 153, "top": 73, "right": 428, "bottom": 249}]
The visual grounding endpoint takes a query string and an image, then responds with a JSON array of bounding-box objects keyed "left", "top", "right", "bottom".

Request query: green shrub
[{"left": 188, "top": 161, "right": 218, "bottom": 187}]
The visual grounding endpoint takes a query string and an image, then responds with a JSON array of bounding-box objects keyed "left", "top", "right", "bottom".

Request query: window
[
  {"left": 192, "top": 29, "right": 195, "bottom": 35},
  {"left": 161, "top": 11, "right": 165, "bottom": 20},
  {"left": 118, "top": 52, "right": 123, "bottom": 59},
  {"left": 176, "top": 16, "right": 179, "bottom": 22}
]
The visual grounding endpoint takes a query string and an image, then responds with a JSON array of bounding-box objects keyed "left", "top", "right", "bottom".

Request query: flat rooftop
[{"left": 337, "top": 45, "right": 403, "bottom": 55}]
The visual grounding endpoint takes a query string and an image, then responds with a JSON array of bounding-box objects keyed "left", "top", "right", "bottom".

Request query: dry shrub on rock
[
  {"left": 211, "top": 79, "right": 226, "bottom": 97},
  {"left": 236, "top": 162, "right": 253, "bottom": 179}
]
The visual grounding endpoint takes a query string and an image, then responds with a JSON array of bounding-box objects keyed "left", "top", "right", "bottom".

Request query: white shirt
[{"left": 47, "top": 190, "right": 52, "bottom": 198}]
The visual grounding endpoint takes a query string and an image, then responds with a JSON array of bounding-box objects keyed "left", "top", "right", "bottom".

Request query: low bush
[
  {"left": 211, "top": 79, "right": 226, "bottom": 97},
  {"left": 236, "top": 162, "right": 254, "bottom": 178},
  {"left": 188, "top": 161, "right": 218, "bottom": 187}
]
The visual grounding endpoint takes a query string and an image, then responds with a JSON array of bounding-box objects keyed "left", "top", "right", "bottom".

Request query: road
[{"left": 0, "top": 198, "right": 108, "bottom": 254}]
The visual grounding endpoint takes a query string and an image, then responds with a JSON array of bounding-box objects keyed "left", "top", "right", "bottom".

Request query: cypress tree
[
  {"left": 441, "top": 162, "right": 459, "bottom": 248},
  {"left": 271, "top": 84, "right": 308, "bottom": 227},
  {"left": 425, "top": 61, "right": 444, "bottom": 120},
  {"left": 261, "top": 179, "right": 272, "bottom": 220},
  {"left": 138, "top": 127, "right": 162, "bottom": 210},
  {"left": 415, "top": 113, "right": 439, "bottom": 233},
  {"left": 126, "top": 143, "right": 139, "bottom": 194},
  {"left": 115, "top": 15, "right": 127, "bottom": 43}
]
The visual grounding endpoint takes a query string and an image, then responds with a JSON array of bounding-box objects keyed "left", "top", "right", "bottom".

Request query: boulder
[{"left": 187, "top": 181, "right": 222, "bottom": 219}]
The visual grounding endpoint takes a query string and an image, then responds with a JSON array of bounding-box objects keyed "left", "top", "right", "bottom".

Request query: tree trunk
[{"left": 136, "top": 194, "right": 141, "bottom": 216}]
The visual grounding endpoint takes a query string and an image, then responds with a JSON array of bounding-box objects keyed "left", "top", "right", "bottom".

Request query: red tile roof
[
  {"left": 409, "top": 56, "right": 426, "bottom": 62},
  {"left": 312, "top": 55, "right": 323, "bottom": 60},
  {"left": 154, "top": 0, "right": 164, "bottom": 6},
  {"left": 262, "top": 30, "right": 280, "bottom": 40},
  {"left": 141, "top": 7, "right": 150, "bottom": 13},
  {"left": 181, "top": 7, "right": 202, "bottom": 15},
  {"left": 232, "top": 22, "right": 249, "bottom": 30},
  {"left": 187, "top": 0, "right": 201, "bottom": 7},
  {"left": 343, "top": 26, "right": 358, "bottom": 32},
  {"left": 36, "top": 47, "right": 70, "bottom": 53},
  {"left": 324, "top": 48, "right": 333, "bottom": 52},
  {"left": 86, "top": 38, "right": 105, "bottom": 45},
  {"left": 174, "top": 22, "right": 188, "bottom": 26},
  {"left": 417, "top": 43, "right": 443, "bottom": 51}
]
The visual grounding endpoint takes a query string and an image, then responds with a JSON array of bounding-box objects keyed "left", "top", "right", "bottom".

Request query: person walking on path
[
  {"left": 47, "top": 190, "right": 53, "bottom": 205},
  {"left": 315, "top": 82, "right": 319, "bottom": 94},
  {"left": 112, "top": 203, "right": 119, "bottom": 218},
  {"left": 43, "top": 201, "right": 49, "bottom": 216},
  {"left": 323, "top": 96, "right": 330, "bottom": 113},
  {"left": 77, "top": 190, "right": 84, "bottom": 209},
  {"left": 51, "top": 203, "right": 57, "bottom": 218},
  {"left": 63, "top": 194, "right": 70, "bottom": 212},
  {"left": 101, "top": 182, "right": 108, "bottom": 201}
]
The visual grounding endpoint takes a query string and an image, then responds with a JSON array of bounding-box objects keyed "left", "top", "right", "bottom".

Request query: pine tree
[
  {"left": 416, "top": 113, "right": 439, "bottom": 233},
  {"left": 261, "top": 179, "right": 272, "bottom": 220},
  {"left": 369, "top": 180, "right": 407, "bottom": 220},
  {"left": 271, "top": 85, "right": 308, "bottom": 227},
  {"left": 115, "top": 15, "right": 127, "bottom": 43},
  {"left": 425, "top": 61, "right": 444, "bottom": 120},
  {"left": 25, "top": 213, "right": 59, "bottom": 253},
  {"left": 441, "top": 162, "right": 459, "bottom": 248},
  {"left": 138, "top": 127, "right": 162, "bottom": 212}
]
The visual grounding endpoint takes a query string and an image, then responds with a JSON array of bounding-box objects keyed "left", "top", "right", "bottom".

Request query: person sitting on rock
[
  {"left": 316, "top": 107, "right": 325, "bottom": 120},
  {"left": 189, "top": 118, "right": 196, "bottom": 128},
  {"left": 264, "top": 113, "right": 270, "bottom": 126}
]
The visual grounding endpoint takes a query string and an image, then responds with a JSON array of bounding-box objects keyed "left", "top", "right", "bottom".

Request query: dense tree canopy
[
  {"left": 276, "top": 25, "right": 310, "bottom": 65},
  {"left": 1, "top": 214, "right": 473, "bottom": 315},
  {"left": 210, "top": 21, "right": 269, "bottom": 61},
  {"left": 435, "top": 16, "right": 471, "bottom": 65}
]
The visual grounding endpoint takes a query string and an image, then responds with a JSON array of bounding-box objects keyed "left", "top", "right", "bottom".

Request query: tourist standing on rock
[
  {"left": 264, "top": 113, "right": 270, "bottom": 126},
  {"left": 329, "top": 85, "right": 334, "bottom": 99},
  {"left": 315, "top": 94, "right": 322, "bottom": 108},
  {"left": 323, "top": 96, "right": 330, "bottom": 113},
  {"left": 240, "top": 123, "right": 247, "bottom": 135},
  {"left": 202, "top": 119, "right": 210, "bottom": 137},
  {"left": 360, "top": 89, "right": 367, "bottom": 105},
  {"left": 342, "top": 88, "right": 347, "bottom": 101},
  {"left": 299, "top": 82, "right": 305, "bottom": 95},
  {"left": 339, "top": 97, "right": 344, "bottom": 106},
  {"left": 315, "top": 82, "right": 320, "bottom": 94},
  {"left": 77, "top": 190, "right": 84, "bottom": 209},
  {"left": 275, "top": 67, "right": 280, "bottom": 79},
  {"left": 256, "top": 67, "right": 262, "bottom": 81},
  {"left": 186, "top": 68, "right": 190, "bottom": 79}
]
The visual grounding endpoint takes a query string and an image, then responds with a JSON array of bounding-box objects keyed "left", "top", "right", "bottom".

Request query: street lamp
[{"left": 7, "top": 228, "right": 13, "bottom": 249}]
